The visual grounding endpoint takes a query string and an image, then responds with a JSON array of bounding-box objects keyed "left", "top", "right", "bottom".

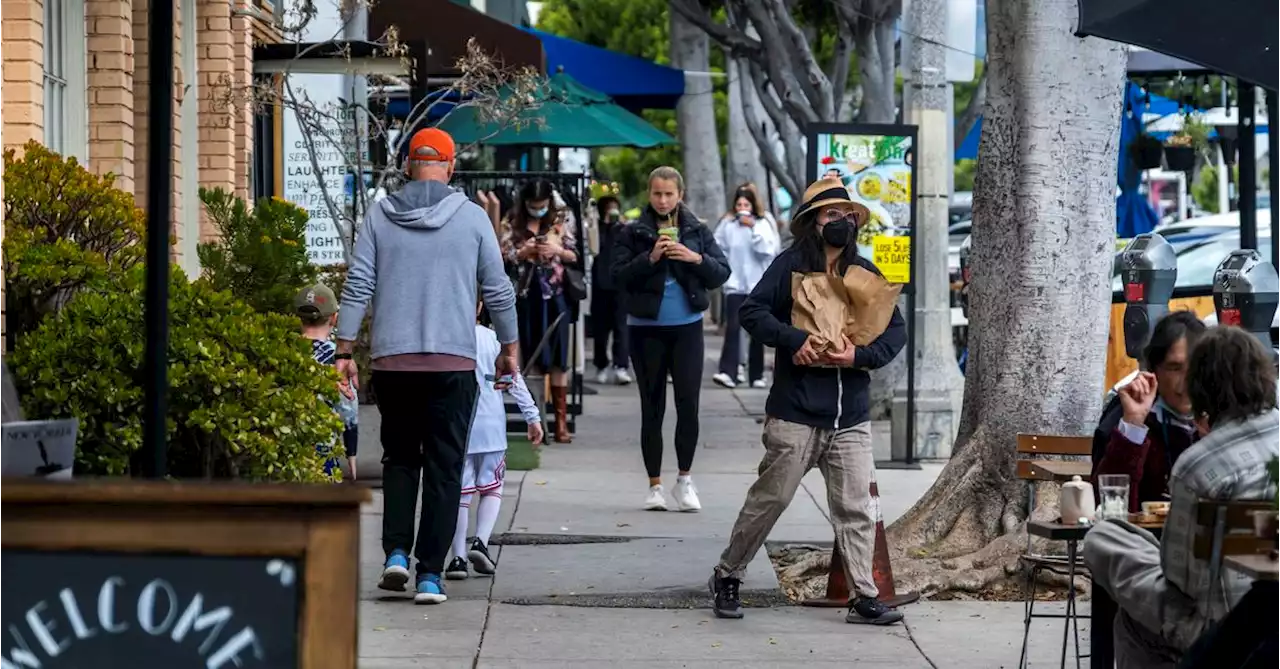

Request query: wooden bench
[{"left": 1016, "top": 433, "right": 1094, "bottom": 482}]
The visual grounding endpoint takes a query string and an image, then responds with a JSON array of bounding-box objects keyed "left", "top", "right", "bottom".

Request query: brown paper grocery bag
[
  {"left": 842, "top": 265, "right": 903, "bottom": 346},
  {"left": 790, "top": 272, "right": 848, "bottom": 354}
]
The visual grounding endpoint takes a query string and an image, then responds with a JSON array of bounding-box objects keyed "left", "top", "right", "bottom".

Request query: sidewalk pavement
[{"left": 356, "top": 331, "right": 1090, "bottom": 668}]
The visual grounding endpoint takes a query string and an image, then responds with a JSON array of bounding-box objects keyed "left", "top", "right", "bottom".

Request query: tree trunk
[
  {"left": 885, "top": 0, "right": 1127, "bottom": 595},
  {"left": 725, "top": 56, "right": 768, "bottom": 197},
  {"left": 670, "top": 7, "right": 726, "bottom": 223}
]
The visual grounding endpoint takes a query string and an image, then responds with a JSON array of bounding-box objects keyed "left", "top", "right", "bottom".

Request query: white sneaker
[
  {"left": 712, "top": 372, "right": 737, "bottom": 389},
  {"left": 614, "top": 367, "right": 632, "bottom": 385},
  {"left": 673, "top": 477, "right": 701, "bottom": 512},
  {"left": 644, "top": 485, "right": 668, "bottom": 511},
  {"left": 595, "top": 368, "right": 613, "bottom": 385},
  {"left": 751, "top": 379, "right": 768, "bottom": 389}
]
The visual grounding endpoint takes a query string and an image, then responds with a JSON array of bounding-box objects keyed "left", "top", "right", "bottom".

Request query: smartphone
[{"left": 495, "top": 374, "right": 515, "bottom": 390}]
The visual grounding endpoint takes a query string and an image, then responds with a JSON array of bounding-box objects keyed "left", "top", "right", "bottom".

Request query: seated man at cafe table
[
  {"left": 1092, "top": 311, "right": 1207, "bottom": 511},
  {"left": 1083, "top": 326, "right": 1279, "bottom": 668}
]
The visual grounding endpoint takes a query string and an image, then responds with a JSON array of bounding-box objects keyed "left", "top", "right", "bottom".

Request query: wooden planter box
[{"left": 1, "top": 479, "right": 368, "bottom": 668}]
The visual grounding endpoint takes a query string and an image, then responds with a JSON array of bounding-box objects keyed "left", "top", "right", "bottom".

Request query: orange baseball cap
[{"left": 408, "top": 127, "right": 456, "bottom": 163}]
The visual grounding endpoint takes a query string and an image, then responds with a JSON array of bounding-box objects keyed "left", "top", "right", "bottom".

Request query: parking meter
[
  {"left": 1118, "top": 234, "right": 1178, "bottom": 361},
  {"left": 1212, "top": 249, "right": 1279, "bottom": 348},
  {"left": 958, "top": 235, "right": 972, "bottom": 319}
]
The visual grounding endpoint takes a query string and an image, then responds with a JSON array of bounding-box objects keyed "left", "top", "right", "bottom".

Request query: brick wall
[
  {"left": 196, "top": 0, "right": 235, "bottom": 242},
  {"left": 86, "top": 0, "right": 135, "bottom": 192},
  {"left": 2, "top": 0, "right": 6, "bottom": 351},
  {"left": 133, "top": 0, "right": 183, "bottom": 259},
  {"left": 2, "top": 0, "right": 44, "bottom": 152}
]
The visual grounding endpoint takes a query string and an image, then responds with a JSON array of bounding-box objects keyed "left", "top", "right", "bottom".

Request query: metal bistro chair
[
  {"left": 1193, "top": 498, "right": 1273, "bottom": 617},
  {"left": 1016, "top": 433, "right": 1094, "bottom": 669}
]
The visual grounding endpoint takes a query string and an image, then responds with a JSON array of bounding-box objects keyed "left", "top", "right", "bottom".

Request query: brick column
[
  {"left": 132, "top": 0, "right": 183, "bottom": 257},
  {"left": 87, "top": 0, "right": 135, "bottom": 191},
  {"left": 2, "top": 0, "right": 44, "bottom": 152},
  {"left": 231, "top": 8, "right": 252, "bottom": 202},
  {"left": 196, "top": 0, "right": 235, "bottom": 242}
]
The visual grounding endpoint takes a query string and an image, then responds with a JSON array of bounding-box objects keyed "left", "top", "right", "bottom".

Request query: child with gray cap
[{"left": 296, "top": 283, "right": 360, "bottom": 480}]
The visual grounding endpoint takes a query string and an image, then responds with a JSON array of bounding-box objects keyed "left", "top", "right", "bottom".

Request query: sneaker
[
  {"left": 377, "top": 550, "right": 411, "bottom": 592},
  {"left": 595, "top": 368, "right": 612, "bottom": 385},
  {"left": 709, "top": 574, "right": 744, "bottom": 619},
  {"left": 751, "top": 379, "right": 768, "bottom": 389},
  {"left": 445, "top": 557, "right": 469, "bottom": 580},
  {"left": 673, "top": 477, "right": 701, "bottom": 512},
  {"left": 613, "top": 367, "right": 632, "bottom": 385},
  {"left": 737, "top": 365, "right": 747, "bottom": 385},
  {"left": 644, "top": 484, "right": 668, "bottom": 511},
  {"left": 414, "top": 573, "right": 448, "bottom": 605},
  {"left": 712, "top": 372, "right": 737, "bottom": 389},
  {"left": 468, "top": 538, "right": 497, "bottom": 575},
  {"left": 846, "top": 596, "right": 904, "bottom": 625}
]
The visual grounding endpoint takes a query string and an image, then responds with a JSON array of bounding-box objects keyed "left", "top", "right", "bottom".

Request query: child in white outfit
[{"left": 446, "top": 314, "right": 543, "bottom": 580}]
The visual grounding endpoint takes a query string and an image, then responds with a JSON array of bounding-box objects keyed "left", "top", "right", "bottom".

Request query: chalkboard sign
[{"left": 1, "top": 550, "right": 301, "bottom": 668}]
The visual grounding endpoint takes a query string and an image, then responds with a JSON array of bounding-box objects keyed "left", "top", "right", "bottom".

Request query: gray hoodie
[{"left": 336, "top": 180, "right": 518, "bottom": 361}]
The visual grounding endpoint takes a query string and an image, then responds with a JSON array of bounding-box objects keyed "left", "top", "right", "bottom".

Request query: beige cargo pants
[{"left": 715, "top": 417, "right": 878, "bottom": 598}]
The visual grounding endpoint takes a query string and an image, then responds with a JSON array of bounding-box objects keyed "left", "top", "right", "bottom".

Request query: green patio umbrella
[{"left": 437, "top": 72, "right": 675, "bottom": 148}]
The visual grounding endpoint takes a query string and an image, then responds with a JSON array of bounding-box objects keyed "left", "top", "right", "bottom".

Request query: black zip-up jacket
[
  {"left": 592, "top": 218, "right": 625, "bottom": 292},
  {"left": 741, "top": 246, "right": 907, "bottom": 429},
  {"left": 610, "top": 204, "right": 731, "bottom": 319}
]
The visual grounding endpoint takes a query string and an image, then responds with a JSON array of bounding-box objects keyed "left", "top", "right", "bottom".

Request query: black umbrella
[{"left": 1076, "top": 0, "right": 1278, "bottom": 91}]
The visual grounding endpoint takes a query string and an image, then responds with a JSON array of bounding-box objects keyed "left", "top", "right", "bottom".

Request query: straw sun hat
[{"left": 793, "top": 176, "right": 870, "bottom": 224}]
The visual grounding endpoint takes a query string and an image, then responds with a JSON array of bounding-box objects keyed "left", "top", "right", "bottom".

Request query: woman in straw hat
[{"left": 709, "top": 176, "right": 907, "bottom": 625}]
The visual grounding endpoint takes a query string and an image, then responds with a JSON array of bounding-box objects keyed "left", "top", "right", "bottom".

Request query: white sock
[
  {"left": 677, "top": 474, "right": 691, "bottom": 484},
  {"left": 475, "top": 489, "right": 503, "bottom": 545},
  {"left": 452, "top": 496, "right": 472, "bottom": 561}
]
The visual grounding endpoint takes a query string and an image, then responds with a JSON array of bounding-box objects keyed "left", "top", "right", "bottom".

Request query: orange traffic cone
[{"left": 802, "top": 471, "right": 920, "bottom": 608}]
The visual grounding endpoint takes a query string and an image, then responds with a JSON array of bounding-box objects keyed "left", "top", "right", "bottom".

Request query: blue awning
[{"left": 523, "top": 27, "right": 685, "bottom": 111}]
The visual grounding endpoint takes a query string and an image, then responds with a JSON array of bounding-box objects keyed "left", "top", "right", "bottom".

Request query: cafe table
[{"left": 1222, "top": 553, "right": 1280, "bottom": 581}]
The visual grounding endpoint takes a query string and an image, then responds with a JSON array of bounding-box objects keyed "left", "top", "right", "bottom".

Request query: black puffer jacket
[
  {"left": 740, "top": 246, "right": 906, "bottom": 429},
  {"left": 610, "top": 204, "right": 731, "bottom": 319}
]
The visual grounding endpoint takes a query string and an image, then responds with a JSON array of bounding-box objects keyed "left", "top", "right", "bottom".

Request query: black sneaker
[
  {"left": 845, "top": 596, "right": 904, "bottom": 625},
  {"left": 468, "top": 538, "right": 496, "bottom": 575},
  {"left": 709, "top": 574, "right": 744, "bottom": 619},
  {"left": 445, "top": 556, "right": 469, "bottom": 581}
]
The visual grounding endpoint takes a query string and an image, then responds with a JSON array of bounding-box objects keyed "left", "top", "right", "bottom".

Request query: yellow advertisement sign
[{"left": 872, "top": 235, "right": 911, "bottom": 284}]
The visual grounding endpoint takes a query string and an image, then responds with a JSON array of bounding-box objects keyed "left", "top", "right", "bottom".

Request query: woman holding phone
[
  {"left": 501, "top": 179, "right": 579, "bottom": 443},
  {"left": 712, "top": 183, "right": 779, "bottom": 389},
  {"left": 611, "top": 166, "right": 731, "bottom": 512}
]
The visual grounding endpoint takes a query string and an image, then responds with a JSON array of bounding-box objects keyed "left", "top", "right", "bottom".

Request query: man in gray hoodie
[{"left": 336, "top": 128, "right": 519, "bottom": 605}]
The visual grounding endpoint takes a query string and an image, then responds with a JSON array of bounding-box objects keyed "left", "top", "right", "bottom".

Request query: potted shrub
[
  {"left": 1163, "top": 113, "right": 1210, "bottom": 172},
  {"left": 1129, "top": 134, "right": 1164, "bottom": 170}
]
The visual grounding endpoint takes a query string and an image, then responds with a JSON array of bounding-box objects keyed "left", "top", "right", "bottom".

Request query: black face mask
[{"left": 821, "top": 216, "right": 855, "bottom": 248}]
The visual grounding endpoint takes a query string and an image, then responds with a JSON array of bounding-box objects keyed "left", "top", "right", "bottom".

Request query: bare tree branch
[
  {"left": 760, "top": 0, "right": 833, "bottom": 119},
  {"left": 738, "top": 63, "right": 800, "bottom": 198},
  {"left": 731, "top": 1, "right": 822, "bottom": 126},
  {"left": 747, "top": 59, "right": 807, "bottom": 190},
  {"left": 827, "top": 21, "right": 855, "bottom": 120},
  {"left": 667, "top": 0, "right": 763, "bottom": 57}
]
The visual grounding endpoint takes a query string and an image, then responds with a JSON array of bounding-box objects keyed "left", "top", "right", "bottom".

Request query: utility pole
[{"left": 893, "top": 0, "right": 965, "bottom": 460}]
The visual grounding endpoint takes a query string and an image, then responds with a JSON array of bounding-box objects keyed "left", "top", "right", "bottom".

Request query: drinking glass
[{"left": 1097, "top": 474, "right": 1130, "bottom": 520}]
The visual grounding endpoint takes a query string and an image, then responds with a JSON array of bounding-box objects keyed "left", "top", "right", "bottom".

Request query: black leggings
[
  {"left": 718, "top": 293, "right": 764, "bottom": 382},
  {"left": 629, "top": 321, "right": 704, "bottom": 479}
]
